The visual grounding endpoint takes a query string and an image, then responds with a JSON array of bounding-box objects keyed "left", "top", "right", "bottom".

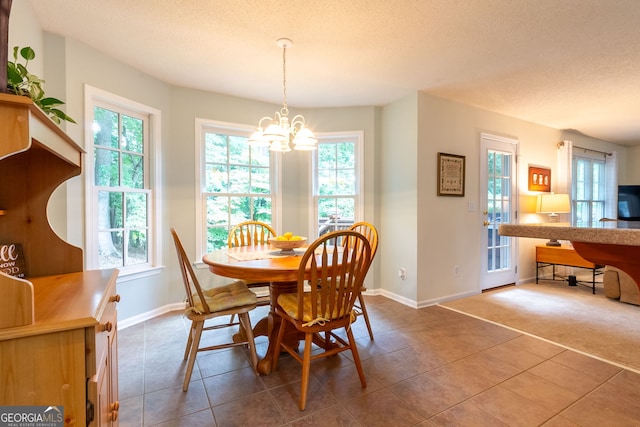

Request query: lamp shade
[{"left": 537, "top": 193, "right": 570, "bottom": 214}]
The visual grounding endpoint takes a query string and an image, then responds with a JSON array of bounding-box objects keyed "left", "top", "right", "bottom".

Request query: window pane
[
  {"left": 93, "top": 107, "right": 118, "bottom": 148},
  {"left": 207, "top": 227, "right": 229, "bottom": 253},
  {"left": 229, "top": 136, "right": 249, "bottom": 164},
  {"left": 337, "top": 198, "right": 355, "bottom": 221},
  {"left": 127, "top": 229, "right": 147, "bottom": 265},
  {"left": 95, "top": 148, "right": 119, "bottom": 186},
  {"left": 206, "top": 133, "right": 228, "bottom": 163},
  {"left": 125, "top": 193, "right": 147, "bottom": 228},
  {"left": 337, "top": 169, "right": 355, "bottom": 194},
  {"left": 251, "top": 145, "right": 269, "bottom": 167},
  {"left": 251, "top": 167, "right": 270, "bottom": 194},
  {"left": 337, "top": 142, "right": 355, "bottom": 167},
  {"left": 206, "top": 196, "right": 229, "bottom": 226},
  {"left": 206, "top": 164, "right": 228, "bottom": 192},
  {"left": 318, "top": 170, "right": 335, "bottom": 195},
  {"left": 122, "top": 153, "right": 144, "bottom": 188},
  {"left": 318, "top": 144, "right": 336, "bottom": 169},
  {"left": 121, "top": 115, "right": 144, "bottom": 153},
  {"left": 99, "top": 230, "right": 123, "bottom": 269},
  {"left": 253, "top": 197, "right": 272, "bottom": 223},
  {"left": 229, "top": 165, "right": 250, "bottom": 193},
  {"left": 230, "top": 196, "right": 250, "bottom": 224}
]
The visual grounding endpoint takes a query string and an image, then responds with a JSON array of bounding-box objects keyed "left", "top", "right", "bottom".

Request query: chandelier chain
[{"left": 282, "top": 43, "right": 288, "bottom": 113}]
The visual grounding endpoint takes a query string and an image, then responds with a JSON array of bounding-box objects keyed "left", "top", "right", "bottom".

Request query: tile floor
[{"left": 117, "top": 296, "right": 640, "bottom": 426}]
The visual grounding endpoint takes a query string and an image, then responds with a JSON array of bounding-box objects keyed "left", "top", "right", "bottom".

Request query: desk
[
  {"left": 535, "top": 245, "right": 604, "bottom": 293},
  {"left": 202, "top": 244, "right": 319, "bottom": 375}
]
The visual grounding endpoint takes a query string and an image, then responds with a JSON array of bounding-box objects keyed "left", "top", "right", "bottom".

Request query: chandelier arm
[{"left": 258, "top": 116, "right": 275, "bottom": 128}]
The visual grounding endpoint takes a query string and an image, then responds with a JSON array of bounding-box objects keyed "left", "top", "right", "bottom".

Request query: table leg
[{"left": 257, "top": 281, "right": 300, "bottom": 375}]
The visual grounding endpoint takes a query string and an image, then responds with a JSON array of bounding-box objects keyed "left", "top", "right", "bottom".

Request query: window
[
  {"left": 85, "top": 86, "right": 160, "bottom": 275},
  {"left": 197, "top": 120, "right": 276, "bottom": 255},
  {"left": 312, "top": 132, "right": 363, "bottom": 238},
  {"left": 572, "top": 154, "right": 605, "bottom": 227}
]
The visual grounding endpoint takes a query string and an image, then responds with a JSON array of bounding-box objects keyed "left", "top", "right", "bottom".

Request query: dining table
[{"left": 202, "top": 243, "right": 333, "bottom": 375}]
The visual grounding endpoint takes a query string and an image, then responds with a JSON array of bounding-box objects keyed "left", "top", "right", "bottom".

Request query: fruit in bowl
[{"left": 269, "top": 232, "right": 307, "bottom": 252}]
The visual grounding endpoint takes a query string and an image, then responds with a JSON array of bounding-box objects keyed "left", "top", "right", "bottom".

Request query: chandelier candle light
[{"left": 248, "top": 38, "right": 317, "bottom": 152}]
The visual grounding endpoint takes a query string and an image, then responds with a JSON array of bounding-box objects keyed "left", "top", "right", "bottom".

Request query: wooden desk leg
[{"left": 256, "top": 281, "right": 299, "bottom": 375}]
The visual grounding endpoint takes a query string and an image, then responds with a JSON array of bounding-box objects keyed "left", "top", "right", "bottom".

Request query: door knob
[{"left": 483, "top": 220, "right": 491, "bottom": 226}]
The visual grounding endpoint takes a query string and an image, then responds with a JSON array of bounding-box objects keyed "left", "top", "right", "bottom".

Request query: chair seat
[
  {"left": 191, "top": 280, "right": 257, "bottom": 314},
  {"left": 277, "top": 292, "right": 353, "bottom": 326}
]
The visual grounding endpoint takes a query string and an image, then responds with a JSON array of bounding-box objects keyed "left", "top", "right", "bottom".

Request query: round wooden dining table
[{"left": 202, "top": 244, "right": 315, "bottom": 375}]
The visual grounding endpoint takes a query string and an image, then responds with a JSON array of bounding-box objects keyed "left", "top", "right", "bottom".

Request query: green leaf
[
  {"left": 40, "top": 97, "right": 64, "bottom": 107},
  {"left": 20, "top": 47, "right": 35, "bottom": 61},
  {"left": 50, "top": 108, "right": 76, "bottom": 124}
]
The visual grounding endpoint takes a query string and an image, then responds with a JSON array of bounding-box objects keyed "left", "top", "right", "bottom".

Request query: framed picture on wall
[
  {"left": 437, "top": 152, "right": 465, "bottom": 196},
  {"left": 528, "top": 165, "right": 551, "bottom": 192}
]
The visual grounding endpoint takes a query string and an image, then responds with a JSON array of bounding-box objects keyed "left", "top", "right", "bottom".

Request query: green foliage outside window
[{"left": 94, "top": 106, "right": 149, "bottom": 268}]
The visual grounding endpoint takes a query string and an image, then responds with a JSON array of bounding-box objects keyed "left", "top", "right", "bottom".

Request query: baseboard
[{"left": 118, "top": 302, "right": 184, "bottom": 330}]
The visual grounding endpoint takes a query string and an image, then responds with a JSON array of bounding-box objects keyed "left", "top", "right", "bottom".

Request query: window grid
[
  {"left": 572, "top": 156, "right": 605, "bottom": 227},
  {"left": 92, "top": 104, "right": 151, "bottom": 270},
  {"left": 201, "top": 129, "right": 274, "bottom": 253},
  {"left": 313, "top": 136, "right": 361, "bottom": 238}
]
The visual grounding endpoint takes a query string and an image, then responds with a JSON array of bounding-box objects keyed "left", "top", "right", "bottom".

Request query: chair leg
[
  {"left": 299, "top": 332, "right": 314, "bottom": 411},
  {"left": 183, "top": 322, "right": 195, "bottom": 360},
  {"left": 271, "top": 315, "right": 288, "bottom": 372},
  {"left": 238, "top": 312, "right": 259, "bottom": 375},
  {"left": 183, "top": 320, "right": 204, "bottom": 392},
  {"left": 346, "top": 326, "right": 367, "bottom": 388},
  {"left": 358, "top": 293, "right": 374, "bottom": 340}
]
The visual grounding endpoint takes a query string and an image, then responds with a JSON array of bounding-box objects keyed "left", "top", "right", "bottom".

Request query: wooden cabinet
[{"left": 0, "top": 93, "right": 119, "bottom": 426}]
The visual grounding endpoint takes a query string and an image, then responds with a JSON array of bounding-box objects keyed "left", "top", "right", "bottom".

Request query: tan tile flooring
[{"left": 118, "top": 296, "right": 640, "bottom": 426}]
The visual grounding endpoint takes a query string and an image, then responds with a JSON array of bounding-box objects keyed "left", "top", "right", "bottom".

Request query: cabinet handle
[
  {"left": 101, "top": 321, "right": 113, "bottom": 332},
  {"left": 110, "top": 294, "right": 121, "bottom": 303}
]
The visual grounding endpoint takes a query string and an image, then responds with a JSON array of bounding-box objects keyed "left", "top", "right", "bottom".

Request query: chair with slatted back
[
  {"left": 346, "top": 222, "right": 379, "bottom": 340},
  {"left": 171, "top": 228, "right": 259, "bottom": 391},
  {"left": 228, "top": 220, "right": 277, "bottom": 307},
  {"left": 272, "top": 230, "right": 372, "bottom": 410}
]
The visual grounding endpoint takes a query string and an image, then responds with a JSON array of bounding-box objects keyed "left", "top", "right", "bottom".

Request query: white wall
[
  {"left": 379, "top": 94, "right": 419, "bottom": 305},
  {"left": 414, "top": 93, "right": 629, "bottom": 304}
]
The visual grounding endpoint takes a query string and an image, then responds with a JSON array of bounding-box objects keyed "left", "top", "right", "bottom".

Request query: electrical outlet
[
  {"left": 398, "top": 268, "right": 407, "bottom": 280},
  {"left": 454, "top": 265, "right": 461, "bottom": 277}
]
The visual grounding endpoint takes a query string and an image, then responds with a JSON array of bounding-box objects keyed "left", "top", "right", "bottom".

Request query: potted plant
[{"left": 6, "top": 46, "right": 75, "bottom": 124}]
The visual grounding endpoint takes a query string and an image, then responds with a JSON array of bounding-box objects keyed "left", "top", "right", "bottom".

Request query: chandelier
[{"left": 248, "top": 38, "right": 317, "bottom": 152}]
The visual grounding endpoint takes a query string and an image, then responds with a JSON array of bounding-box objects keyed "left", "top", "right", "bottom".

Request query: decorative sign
[
  {"left": 0, "top": 243, "right": 26, "bottom": 278},
  {"left": 528, "top": 165, "right": 551, "bottom": 192},
  {"left": 437, "top": 152, "right": 466, "bottom": 197}
]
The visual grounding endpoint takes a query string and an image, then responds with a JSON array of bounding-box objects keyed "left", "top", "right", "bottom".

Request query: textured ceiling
[{"left": 26, "top": 0, "right": 640, "bottom": 145}]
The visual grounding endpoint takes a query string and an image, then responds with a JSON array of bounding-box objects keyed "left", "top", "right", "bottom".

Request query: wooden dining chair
[
  {"left": 171, "top": 228, "right": 259, "bottom": 391},
  {"left": 346, "top": 222, "right": 379, "bottom": 340},
  {"left": 227, "top": 220, "right": 276, "bottom": 307},
  {"left": 272, "top": 230, "right": 372, "bottom": 410}
]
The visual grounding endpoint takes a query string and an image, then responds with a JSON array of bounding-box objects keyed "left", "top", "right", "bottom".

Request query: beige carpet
[{"left": 440, "top": 281, "right": 640, "bottom": 373}]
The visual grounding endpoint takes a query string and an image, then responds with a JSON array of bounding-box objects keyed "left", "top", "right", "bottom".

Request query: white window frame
[
  {"left": 571, "top": 151, "right": 606, "bottom": 227},
  {"left": 84, "top": 85, "right": 162, "bottom": 279},
  {"left": 195, "top": 118, "right": 281, "bottom": 260},
  {"left": 309, "top": 131, "right": 364, "bottom": 239}
]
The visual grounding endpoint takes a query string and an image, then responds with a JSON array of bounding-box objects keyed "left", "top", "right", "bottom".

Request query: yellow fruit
[
  {"left": 290, "top": 235, "right": 302, "bottom": 241},
  {"left": 275, "top": 236, "right": 287, "bottom": 241},
  {"left": 283, "top": 232, "right": 294, "bottom": 239}
]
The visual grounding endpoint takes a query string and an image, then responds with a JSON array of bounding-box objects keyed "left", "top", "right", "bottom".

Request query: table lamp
[{"left": 537, "top": 193, "right": 570, "bottom": 246}]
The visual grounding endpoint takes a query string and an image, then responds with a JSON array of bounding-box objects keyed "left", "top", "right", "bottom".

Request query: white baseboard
[{"left": 118, "top": 302, "right": 184, "bottom": 330}]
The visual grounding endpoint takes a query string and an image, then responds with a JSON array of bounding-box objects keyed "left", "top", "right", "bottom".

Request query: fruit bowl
[{"left": 269, "top": 237, "right": 307, "bottom": 253}]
